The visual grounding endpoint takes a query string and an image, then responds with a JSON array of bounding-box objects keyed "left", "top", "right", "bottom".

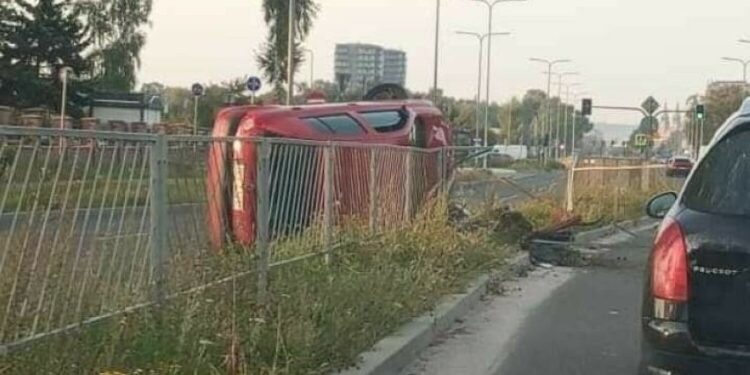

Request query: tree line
[
  {"left": 0, "top": 0, "right": 152, "bottom": 115},
  {"left": 0, "top": 0, "right": 592, "bottom": 150}
]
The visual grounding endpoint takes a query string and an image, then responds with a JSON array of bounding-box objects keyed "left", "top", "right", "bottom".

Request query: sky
[{"left": 138, "top": 0, "right": 750, "bottom": 125}]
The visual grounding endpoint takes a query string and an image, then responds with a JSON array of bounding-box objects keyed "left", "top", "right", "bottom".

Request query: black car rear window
[
  {"left": 302, "top": 115, "right": 364, "bottom": 135},
  {"left": 303, "top": 118, "right": 334, "bottom": 134},
  {"left": 311, "top": 115, "right": 364, "bottom": 135},
  {"left": 359, "top": 110, "right": 407, "bottom": 133},
  {"left": 683, "top": 129, "right": 750, "bottom": 216}
]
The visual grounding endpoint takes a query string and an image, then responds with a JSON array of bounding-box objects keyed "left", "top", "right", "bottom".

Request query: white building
[
  {"left": 87, "top": 92, "right": 163, "bottom": 126},
  {"left": 334, "top": 43, "right": 407, "bottom": 90}
]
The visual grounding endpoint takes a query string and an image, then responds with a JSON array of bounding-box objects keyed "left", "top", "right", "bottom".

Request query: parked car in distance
[
  {"left": 653, "top": 155, "right": 670, "bottom": 164},
  {"left": 665, "top": 156, "right": 693, "bottom": 177},
  {"left": 640, "top": 98, "right": 750, "bottom": 374}
]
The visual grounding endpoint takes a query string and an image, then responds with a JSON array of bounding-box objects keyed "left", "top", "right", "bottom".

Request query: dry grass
[
  {"left": 3, "top": 199, "right": 514, "bottom": 375},
  {"left": 517, "top": 166, "right": 683, "bottom": 230}
]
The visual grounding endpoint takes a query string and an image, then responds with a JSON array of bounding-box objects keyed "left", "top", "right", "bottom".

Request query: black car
[{"left": 640, "top": 98, "right": 750, "bottom": 374}]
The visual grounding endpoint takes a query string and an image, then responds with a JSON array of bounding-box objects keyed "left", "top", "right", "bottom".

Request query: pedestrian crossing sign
[{"left": 635, "top": 134, "right": 648, "bottom": 147}]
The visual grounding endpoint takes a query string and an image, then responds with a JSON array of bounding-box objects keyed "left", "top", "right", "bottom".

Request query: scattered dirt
[{"left": 463, "top": 206, "right": 535, "bottom": 244}]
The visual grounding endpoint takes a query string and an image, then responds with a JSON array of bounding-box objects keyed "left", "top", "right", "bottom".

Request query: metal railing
[
  {"left": 0, "top": 126, "right": 450, "bottom": 353},
  {"left": 565, "top": 157, "right": 681, "bottom": 221}
]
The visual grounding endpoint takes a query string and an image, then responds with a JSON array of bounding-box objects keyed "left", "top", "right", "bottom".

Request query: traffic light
[
  {"left": 696, "top": 104, "right": 706, "bottom": 120},
  {"left": 582, "top": 98, "right": 593, "bottom": 116}
]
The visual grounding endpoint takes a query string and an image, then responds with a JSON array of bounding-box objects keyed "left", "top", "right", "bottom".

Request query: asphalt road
[
  {"left": 497, "top": 231, "right": 653, "bottom": 375},
  {"left": 399, "top": 224, "right": 657, "bottom": 375},
  {"left": 452, "top": 170, "right": 565, "bottom": 209}
]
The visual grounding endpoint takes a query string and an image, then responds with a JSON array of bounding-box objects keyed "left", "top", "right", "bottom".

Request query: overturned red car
[{"left": 206, "top": 98, "right": 453, "bottom": 250}]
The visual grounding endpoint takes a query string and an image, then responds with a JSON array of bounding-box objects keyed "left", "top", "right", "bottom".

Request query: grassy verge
[
  {"left": 517, "top": 169, "right": 683, "bottom": 230},
  {"left": 0, "top": 178, "right": 205, "bottom": 212},
  {"left": 4, "top": 199, "right": 514, "bottom": 374}
]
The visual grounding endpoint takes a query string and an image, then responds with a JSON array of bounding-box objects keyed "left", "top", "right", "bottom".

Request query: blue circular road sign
[
  {"left": 246, "top": 76, "right": 262, "bottom": 92},
  {"left": 191, "top": 83, "right": 204, "bottom": 97}
]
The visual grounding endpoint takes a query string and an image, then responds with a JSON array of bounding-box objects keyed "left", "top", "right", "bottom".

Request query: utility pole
[
  {"left": 286, "top": 0, "right": 296, "bottom": 105},
  {"left": 530, "top": 58, "right": 571, "bottom": 160},
  {"left": 456, "top": 31, "right": 510, "bottom": 143},
  {"left": 433, "top": 0, "right": 441, "bottom": 102},
  {"left": 562, "top": 83, "right": 580, "bottom": 157},
  {"left": 506, "top": 99, "right": 513, "bottom": 146},
  {"left": 471, "top": 0, "right": 526, "bottom": 168},
  {"left": 302, "top": 48, "right": 314, "bottom": 89},
  {"left": 552, "top": 72, "right": 578, "bottom": 158}
]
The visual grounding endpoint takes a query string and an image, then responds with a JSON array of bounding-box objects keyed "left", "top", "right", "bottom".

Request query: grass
[
  {"left": 517, "top": 167, "right": 683, "bottom": 230},
  {"left": 0, "top": 178, "right": 205, "bottom": 212},
  {"left": 2, "top": 199, "right": 515, "bottom": 375}
]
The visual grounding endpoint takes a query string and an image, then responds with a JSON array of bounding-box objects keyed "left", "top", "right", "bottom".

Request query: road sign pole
[
  {"left": 247, "top": 76, "right": 262, "bottom": 105},
  {"left": 699, "top": 117, "right": 705, "bottom": 157},
  {"left": 571, "top": 111, "right": 577, "bottom": 157},
  {"left": 190, "top": 83, "right": 204, "bottom": 135},
  {"left": 193, "top": 96, "right": 199, "bottom": 136}
]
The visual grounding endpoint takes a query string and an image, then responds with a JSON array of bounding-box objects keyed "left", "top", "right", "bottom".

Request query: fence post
[
  {"left": 566, "top": 154, "right": 577, "bottom": 213},
  {"left": 256, "top": 138, "right": 271, "bottom": 305},
  {"left": 368, "top": 148, "right": 378, "bottom": 233},
  {"left": 323, "top": 142, "right": 335, "bottom": 264},
  {"left": 641, "top": 161, "right": 651, "bottom": 191},
  {"left": 437, "top": 148, "right": 445, "bottom": 194},
  {"left": 149, "top": 133, "right": 169, "bottom": 305},
  {"left": 404, "top": 149, "right": 413, "bottom": 221}
]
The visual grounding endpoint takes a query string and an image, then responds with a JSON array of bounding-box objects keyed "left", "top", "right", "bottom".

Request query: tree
[
  {"left": 75, "top": 0, "right": 152, "bottom": 91},
  {"left": 160, "top": 79, "right": 250, "bottom": 128},
  {"left": 140, "top": 81, "right": 165, "bottom": 96},
  {"left": 0, "top": 0, "right": 89, "bottom": 110},
  {"left": 257, "top": 0, "right": 319, "bottom": 102}
]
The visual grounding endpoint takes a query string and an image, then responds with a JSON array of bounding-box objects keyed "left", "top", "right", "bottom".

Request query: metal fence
[
  {"left": 0, "top": 126, "right": 449, "bottom": 354},
  {"left": 565, "top": 157, "right": 682, "bottom": 221}
]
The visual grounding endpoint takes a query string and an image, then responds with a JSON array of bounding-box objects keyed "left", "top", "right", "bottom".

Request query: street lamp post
[
  {"left": 562, "top": 82, "right": 581, "bottom": 157},
  {"left": 456, "top": 31, "right": 510, "bottom": 142},
  {"left": 286, "top": 0, "right": 296, "bottom": 105},
  {"left": 433, "top": 0, "right": 441, "bottom": 102},
  {"left": 59, "top": 67, "right": 73, "bottom": 130},
  {"left": 471, "top": 0, "right": 525, "bottom": 168},
  {"left": 552, "top": 71, "right": 579, "bottom": 158},
  {"left": 721, "top": 57, "right": 750, "bottom": 83},
  {"left": 530, "top": 58, "right": 571, "bottom": 160},
  {"left": 302, "top": 48, "right": 314, "bottom": 89},
  {"left": 59, "top": 67, "right": 73, "bottom": 149}
]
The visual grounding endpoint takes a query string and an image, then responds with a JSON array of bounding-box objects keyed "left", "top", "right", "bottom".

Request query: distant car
[
  {"left": 665, "top": 157, "right": 693, "bottom": 177},
  {"left": 640, "top": 98, "right": 750, "bottom": 374}
]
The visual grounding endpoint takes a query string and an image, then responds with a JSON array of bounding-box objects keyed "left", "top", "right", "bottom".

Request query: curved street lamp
[
  {"left": 456, "top": 31, "right": 511, "bottom": 142},
  {"left": 529, "top": 58, "right": 571, "bottom": 159},
  {"left": 721, "top": 56, "right": 750, "bottom": 83}
]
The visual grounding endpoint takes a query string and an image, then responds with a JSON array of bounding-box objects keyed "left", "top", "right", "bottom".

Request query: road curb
[
  {"left": 338, "top": 217, "right": 651, "bottom": 375},
  {"left": 336, "top": 252, "right": 530, "bottom": 375},
  {"left": 574, "top": 216, "right": 656, "bottom": 244}
]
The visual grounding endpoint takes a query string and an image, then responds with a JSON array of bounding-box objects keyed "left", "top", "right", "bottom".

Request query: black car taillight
[{"left": 651, "top": 218, "right": 689, "bottom": 303}]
